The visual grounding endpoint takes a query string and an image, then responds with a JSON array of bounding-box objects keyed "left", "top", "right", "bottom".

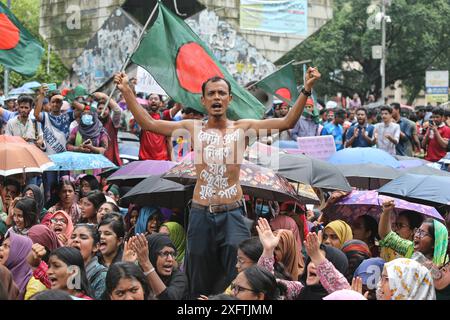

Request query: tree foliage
[
  {"left": 279, "top": 0, "right": 450, "bottom": 104},
  {"left": 0, "top": 0, "right": 69, "bottom": 90}
]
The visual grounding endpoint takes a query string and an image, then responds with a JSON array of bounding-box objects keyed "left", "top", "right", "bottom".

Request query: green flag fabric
[
  {"left": 0, "top": 2, "right": 44, "bottom": 76},
  {"left": 131, "top": 3, "right": 265, "bottom": 120},
  {"left": 255, "top": 61, "right": 299, "bottom": 106}
]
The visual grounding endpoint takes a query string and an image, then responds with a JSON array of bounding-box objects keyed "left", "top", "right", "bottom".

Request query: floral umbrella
[
  {"left": 323, "top": 189, "right": 444, "bottom": 223},
  {"left": 163, "top": 160, "right": 319, "bottom": 204}
]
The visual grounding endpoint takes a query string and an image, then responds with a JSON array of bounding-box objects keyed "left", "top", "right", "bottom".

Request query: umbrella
[
  {"left": 336, "top": 163, "right": 401, "bottom": 190},
  {"left": 21, "top": 81, "right": 41, "bottom": 89},
  {"left": 260, "top": 153, "right": 352, "bottom": 192},
  {"left": 402, "top": 165, "right": 450, "bottom": 177},
  {"left": 9, "top": 87, "right": 35, "bottom": 95},
  {"left": 97, "top": 167, "right": 119, "bottom": 179},
  {"left": 121, "top": 175, "right": 194, "bottom": 208},
  {"left": 163, "top": 160, "right": 319, "bottom": 204},
  {"left": 327, "top": 147, "right": 401, "bottom": 168},
  {"left": 0, "top": 135, "right": 54, "bottom": 176},
  {"left": 378, "top": 173, "right": 450, "bottom": 207},
  {"left": 46, "top": 152, "right": 117, "bottom": 171},
  {"left": 118, "top": 132, "right": 140, "bottom": 142},
  {"left": 323, "top": 190, "right": 444, "bottom": 223},
  {"left": 107, "top": 160, "right": 177, "bottom": 186},
  {"left": 119, "top": 142, "right": 140, "bottom": 161}
]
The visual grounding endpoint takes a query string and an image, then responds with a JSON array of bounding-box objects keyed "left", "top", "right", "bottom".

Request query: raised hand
[
  {"left": 27, "top": 243, "right": 47, "bottom": 268},
  {"left": 381, "top": 199, "right": 395, "bottom": 213},
  {"left": 256, "top": 218, "right": 280, "bottom": 253},
  {"left": 351, "top": 277, "right": 369, "bottom": 299},
  {"left": 114, "top": 72, "right": 130, "bottom": 92},
  {"left": 57, "top": 233, "right": 68, "bottom": 246},
  {"left": 130, "top": 234, "right": 150, "bottom": 268},
  {"left": 122, "top": 239, "right": 137, "bottom": 263},
  {"left": 305, "top": 67, "right": 321, "bottom": 91},
  {"left": 304, "top": 232, "right": 325, "bottom": 265}
]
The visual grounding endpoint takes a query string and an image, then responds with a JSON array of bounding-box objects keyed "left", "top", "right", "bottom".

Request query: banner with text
[
  {"left": 135, "top": 66, "right": 167, "bottom": 96},
  {"left": 297, "top": 136, "right": 336, "bottom": 160},
  {"left": 240, "top": 0, "right": 308, "bottom": 35},
  {"left": 426, "top": 70, "right": 449, "bottom": 104}
]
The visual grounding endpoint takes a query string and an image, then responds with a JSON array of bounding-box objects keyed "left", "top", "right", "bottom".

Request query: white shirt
[
  {"left": 5, "top": 115, "right": 43, "bottom": 143},
  {"left": 374, "top": 121, "right": 400, "bottom": 155}
]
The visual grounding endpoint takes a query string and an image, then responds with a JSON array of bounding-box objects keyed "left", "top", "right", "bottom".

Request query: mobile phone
[
  {"left": 83, "top": 139, "right": 92, "bottom": 145},
  {"left": 47, "top": 83, "right": 57, "bottom": 91},
  {"left": 429, "top": 120, "right": 434, "bottom": 126}
]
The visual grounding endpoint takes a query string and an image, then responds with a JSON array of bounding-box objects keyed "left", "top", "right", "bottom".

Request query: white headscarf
[{"left": 384, "top": 258, "right": 436, "bottom": 300}]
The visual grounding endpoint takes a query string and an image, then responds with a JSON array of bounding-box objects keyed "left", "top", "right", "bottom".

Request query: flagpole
[
  {"left": 3, "top": 0, "right": 12, "bottom": 96},
  {"left": 101, "top": 1, "right": 160, "bottom": 117}
]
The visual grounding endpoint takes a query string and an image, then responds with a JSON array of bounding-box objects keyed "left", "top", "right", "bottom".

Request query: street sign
[{"left": 372, "top": 45, "right": 382, "bottom": 59}]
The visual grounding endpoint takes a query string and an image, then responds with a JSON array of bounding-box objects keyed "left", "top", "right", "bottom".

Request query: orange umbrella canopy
[{"left": 0, "top": 135, "right": 54, "bottom": 176}]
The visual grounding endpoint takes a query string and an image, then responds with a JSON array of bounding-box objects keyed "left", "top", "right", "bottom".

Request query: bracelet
[
  {"left": 143, "top": 267, "right": 155, "bottom": 276},
  {"left": 300, "top": 87, "right": 312, "bottom": 97}
]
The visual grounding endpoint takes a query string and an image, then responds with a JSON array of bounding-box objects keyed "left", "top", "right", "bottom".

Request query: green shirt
[{"left": 379, "top": 231, "right": 414, "bottom": 258}]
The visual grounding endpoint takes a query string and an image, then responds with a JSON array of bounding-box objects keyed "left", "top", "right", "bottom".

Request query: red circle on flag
[
  {"left": 176, "top": 42, "right": 224, "bottom": 94},
  {"left": 0, "top": 13, "right": 19, "bottom": 50},
  {"left": 275, "top": 88, "right": 292, "bottom": 101}
]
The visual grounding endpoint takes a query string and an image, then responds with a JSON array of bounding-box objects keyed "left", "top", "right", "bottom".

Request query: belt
[{"left": 191, "top": 200, "right": 244, "bottom": 214}]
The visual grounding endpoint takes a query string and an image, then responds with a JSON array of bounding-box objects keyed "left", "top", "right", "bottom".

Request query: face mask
[
  {"left": 256, "top": 203, "right": 270, "bottom": 217},
  {"left": 81, "top": 114, "right": 93, "bottom": 126}
]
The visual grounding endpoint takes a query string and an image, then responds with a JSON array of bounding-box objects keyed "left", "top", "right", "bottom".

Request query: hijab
[
  {"left": 323, "top": 289, "right": 367, "bottom": 300},
  {"left": 135, "top": 207, "right": 159, "bottom": 234},
  {"left": 28, "top": 225, "right": 60, "bottom": 252},
  {"left": 4, "top": 231, "right": 33, "bottom": 299},
  {"left": 50, "top": 210, "right": 74, "bottom": 240},
  {"left": 273, "top": 229, "right": 304, "bottom": 280},
  {"left": 354, "top": 258, "right": 385, "bottom": 286},
  {"left": 146, "top": 233, "right": 176, "bottom": 280},
  {"left": 432, "top": 220, "right": 448, "bottom": 267},
  {"left": 270, "top": 215, "right": 302, "bottom": 251},
  {"left": 78, "top": 108, "right": 107, "bottom": 141},
  {"left": 325, "top": 220, "right": 353, "bottom": 248},
  {"left": 160, "top": 222, "right": 186, "bottom": 265},
  {"left": 24, "top": 185, "right": 44, "bottom": 218},
  {"left": 0, "top": 265, "right": 19, "bottom": 300},
  {"left": 300, "top": 244, "right": 349, "bottom": 300},
  {"left": 384, "top": 258, "right": 435, "bottom": 300}
]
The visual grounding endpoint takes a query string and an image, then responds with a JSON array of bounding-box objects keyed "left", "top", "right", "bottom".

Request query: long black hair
[
  {"left": 14, "top": 197, "right": 38, "bottom": 229},
  {"left": 242, "top": 265, "right": 286, "bottom": 300},
  {"left": 49, "top": 247, "right": 93, "bottom": 298},
  {"left": 238, "top": 237, "right": 263, "bottom": 263},
  {"left": 102, "top": 262, "right": 150, "bottom": 300}
]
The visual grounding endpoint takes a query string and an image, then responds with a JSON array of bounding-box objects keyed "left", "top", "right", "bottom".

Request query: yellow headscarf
[{"left": 325, "top": 220, "right": 353, "bottom": 248}]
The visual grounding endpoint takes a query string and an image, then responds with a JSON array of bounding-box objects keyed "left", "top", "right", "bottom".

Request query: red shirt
[
  {"left": 138, "top": 110, "right": 171, "bottom": 161},
  {"left": 425, "top": 125, "right": 450, "bottom": 162}
]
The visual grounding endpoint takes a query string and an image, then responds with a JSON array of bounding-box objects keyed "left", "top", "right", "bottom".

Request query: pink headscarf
[
  {"left": 49, "top": 210, "right": 74, "bottom": 240},
  {"left": 270, "top": 215, "right": 302, "bottom": 251}
]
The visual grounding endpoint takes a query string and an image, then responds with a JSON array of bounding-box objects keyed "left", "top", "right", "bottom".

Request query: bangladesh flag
[
  {"left": 255, "top": 61, "right": 299, "bottom": 106},
  {"left": 0, "top": 2, "right": 44, "bottom": 76},
  {"left": 131, "top": 3, "right": 265, "bottom": 120}
]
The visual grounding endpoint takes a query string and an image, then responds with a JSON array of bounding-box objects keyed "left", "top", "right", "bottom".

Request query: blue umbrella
[
  {"left": 21, "top": 81, "right": 41, "bottom": 89},
  {"left": 327, "top": 147, "right": 401, "bottom": 168},
  {"left": 9, "top": 87, "right": 35, "bottom": 95},
  {"left": 378, "top": 173, "right": 450, "bottom": 207},
  {"left": 46, "top": 152, "right": 117, "bottom": 171}
]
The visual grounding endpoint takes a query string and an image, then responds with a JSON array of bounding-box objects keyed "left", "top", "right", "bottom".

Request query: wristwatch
[{"left": 300, "top": 87, "right": 312, "bottom": 97}]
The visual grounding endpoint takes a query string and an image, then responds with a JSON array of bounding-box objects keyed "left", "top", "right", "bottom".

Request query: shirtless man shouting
[{"left": 114, "top": 67, "right": 320, "bottom": 297}]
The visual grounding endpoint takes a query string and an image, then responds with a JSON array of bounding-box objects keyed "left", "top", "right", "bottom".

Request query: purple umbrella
[
  {"left": 323, "top": 189, "right": 444, "bottom": 223},
  {"left": 107, "top": 160, "right": 177, "bottom": 187}
]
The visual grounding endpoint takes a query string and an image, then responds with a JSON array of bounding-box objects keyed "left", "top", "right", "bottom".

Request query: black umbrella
[
  {"left": 258, "top": 153, "right": 352, "bottom": 192},
  {"left": 118, "top": 131, "right": 139, "bottom": 142},
  {"left": 336, "top": 163, "right": 401, "bottom": 190},
  {"left": 403, "top": 165, "right": 450, "bottom": 177},
  {"left": 378, "top": 173, "right": 450, "bottom": 207},
  {"left": 121, "top": 175, "right": 194, "bottom": 208}
]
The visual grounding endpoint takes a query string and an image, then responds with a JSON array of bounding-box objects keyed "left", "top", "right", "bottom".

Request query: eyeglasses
[
  {"left": 51, "top": 218, "right": 67, "bottom": 224},
  {"left": 230, "top": 283, "right": 257, "bottom": 294},
  {"left": 414, "top": 228, "right": 432, "bottom": 239},
  {"left": 158, "top": 250, "right": 176, "bottom": 259}
]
